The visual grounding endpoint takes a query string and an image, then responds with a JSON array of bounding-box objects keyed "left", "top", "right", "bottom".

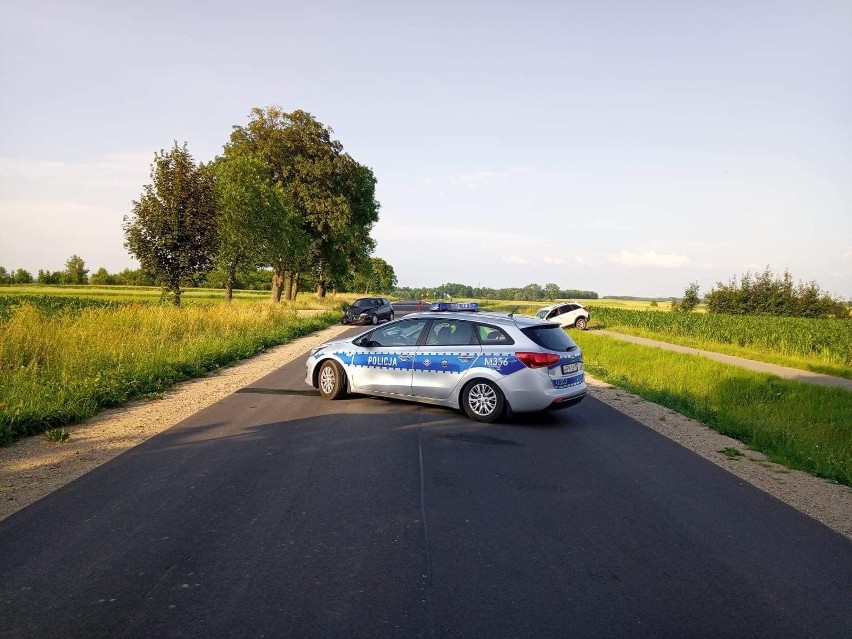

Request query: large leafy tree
[
  {"left": 64, "top": 255, "right": 88, "bottom": 284},
  {"left": 350, "top": 257, "right": 397, "bottom": 293},
  {"left": 212, "top": 151, "right": 305, "bottom": 301},
  {"left": 226, "top": 107, "right": 379, "bottom": 299},
  {"left": 123, "top": 143, "right": 217, "bottom": 305}
]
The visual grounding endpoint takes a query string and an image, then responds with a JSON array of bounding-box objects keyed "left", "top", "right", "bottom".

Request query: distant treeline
[
  {"left": 394, "top": 282, "right": 598, "bottom": 301},
  {"left": 0, "top": 259, "right": 394, "bottom": 295},
  {"left": 704, "top": 268, "right": 849, "bottom": 318}
]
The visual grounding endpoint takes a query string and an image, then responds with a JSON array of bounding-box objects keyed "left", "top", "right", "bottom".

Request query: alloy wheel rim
[
  {"left": 469, "top": 384, "right": 497, "bottom": 416},
  {"left": 320, "top": 366, "right": 336, "bottom": 394}
]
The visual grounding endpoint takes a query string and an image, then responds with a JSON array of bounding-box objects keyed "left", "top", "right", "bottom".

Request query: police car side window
[
  {"left": 476, "top": 324, "right": 513, "bottom": 345},
  {"left": 426, "top": 320, "right": 476, "bottom": 346},
  {"left": 368, "top": 319, "right": 427, "bottom": 347}
]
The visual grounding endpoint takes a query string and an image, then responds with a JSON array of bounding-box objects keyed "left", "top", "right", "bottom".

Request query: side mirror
[{"left": 356, "top": 336, "right": 371, "bottom": 347}]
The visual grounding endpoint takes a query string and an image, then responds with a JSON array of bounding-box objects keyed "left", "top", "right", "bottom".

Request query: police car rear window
[
  {"left": 476, "top": 324, "right": 514, "bottom": 345},
  {"left": 521, "top": 326, "right": 578, "bottom": 352}
]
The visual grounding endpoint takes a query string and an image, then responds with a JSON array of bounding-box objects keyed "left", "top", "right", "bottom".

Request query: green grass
[
  {"left": 574, "top": 331, "right": 852, "bottom": 485},
  {"left": 0, "top": 301, "right": 340, "bottom": 444},
  {"left": 588, "top": 306, "right": 852, "bottom": 379},
  {"left": 0, "top": 284, "right": 360, "bottom": 309}
]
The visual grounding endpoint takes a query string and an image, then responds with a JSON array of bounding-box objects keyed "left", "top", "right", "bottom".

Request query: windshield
[
  {"left": 521, "top": 326, "right": 578, "bottom": 352},
  {"left": 352, "top": 299, "right": 372, "bottom": 308},
  {"left": 535, "top": 309, "right": 549, "bottom": 319}
]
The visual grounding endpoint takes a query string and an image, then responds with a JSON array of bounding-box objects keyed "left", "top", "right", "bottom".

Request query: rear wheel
[
  {"left": 575, "top": 317, "right": 588, "bottom": 330},
  {"left": 318, "top": 360, "right": 347, "bottom": 399},
  {"left": 389, "top": 311, "right": 395, "bottom": 321},
  {"left": 461, "top": 379, "right": 505, "bottom": 423}
]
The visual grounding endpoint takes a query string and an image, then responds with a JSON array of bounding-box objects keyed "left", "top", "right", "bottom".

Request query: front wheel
[
  {"left": 575, "top": 317, "right": 588, "bottom": 330},
  {"left": 371, "top": 314, "right": 379, "bottom": 325},
  {"left": 461, "top": 379, "right": 505, "bottom": 423},
  {"left": 318, "top": 361, "right": 347, "bottom": 399}
]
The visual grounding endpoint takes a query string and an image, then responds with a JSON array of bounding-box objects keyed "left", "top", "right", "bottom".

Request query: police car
[{"left": 305, "top": 302, "right": 586, "bottom": 422}]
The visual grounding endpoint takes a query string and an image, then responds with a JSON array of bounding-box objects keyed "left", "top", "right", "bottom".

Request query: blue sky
[{"left": 1, "top": 0, "right": 850, "bottom": 297}]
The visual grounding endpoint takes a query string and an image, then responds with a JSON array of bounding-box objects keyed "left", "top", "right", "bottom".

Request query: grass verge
[
  {"left": 591, "top": 325, "right": 852, "bottom": 380},
  {"left": 0, "top": 302, "right": 339, "bottom": 444},
  {"left": 573, "top": 331, "right": 852, "bottom": 486}
]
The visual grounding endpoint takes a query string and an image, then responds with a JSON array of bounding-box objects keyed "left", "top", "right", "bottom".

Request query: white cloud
[
  {"left": 503, "top": 254, "right": 528, "bottom": 264},
  {"left": 608, "top": 250, "right": 690, "bottom": 268},
  {"left": 0, "top": 154, "right": 152, "bottom": 195},
  {"left": 543, "top": 256, "right": 566, "bottom": 265}
]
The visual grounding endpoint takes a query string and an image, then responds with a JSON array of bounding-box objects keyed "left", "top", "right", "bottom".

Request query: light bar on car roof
[{"left": 429, "top": 302, "right": 479, "bottom": 312}]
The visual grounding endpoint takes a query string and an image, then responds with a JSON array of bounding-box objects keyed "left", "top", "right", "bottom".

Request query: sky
[{"left": 1, "top": 0, "right": 850, "bottom": 298}]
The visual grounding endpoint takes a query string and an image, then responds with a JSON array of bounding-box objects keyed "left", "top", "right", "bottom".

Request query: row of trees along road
[{"left": 123, "top": 107, "right": 382, "bottom": 305}]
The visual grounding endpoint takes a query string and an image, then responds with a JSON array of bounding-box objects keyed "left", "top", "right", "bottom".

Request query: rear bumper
[{"left": 502, "top": 373, "right": 587, "bottom": 413}]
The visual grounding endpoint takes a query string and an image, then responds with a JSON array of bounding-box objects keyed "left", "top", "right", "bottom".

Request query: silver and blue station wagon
[{"left": 305, "top": 303, "right": 586, "bottom": 422}]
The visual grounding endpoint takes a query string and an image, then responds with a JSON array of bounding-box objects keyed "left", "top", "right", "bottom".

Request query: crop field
[
  {"left": 574, "top": 331, "right": 852, "bottom": 486},
  {"left": 0, "top": 298, "right": 339, "bottom": 444},
  {"left": 588, "top": 306, "right": 852, "bottom": 379}
]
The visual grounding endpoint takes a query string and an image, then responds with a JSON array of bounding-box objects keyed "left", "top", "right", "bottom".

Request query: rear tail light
[{"left": 515, "top": 352, "right": 560, "bottom": 368}]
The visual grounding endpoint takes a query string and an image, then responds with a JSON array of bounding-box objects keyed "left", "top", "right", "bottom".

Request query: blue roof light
[{"left": 429, "top": 302, "right": 479, "bottom": 312}]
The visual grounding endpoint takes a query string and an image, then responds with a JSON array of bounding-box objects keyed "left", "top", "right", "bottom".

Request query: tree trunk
[
  {"left": 292, "top": 272, "right": 301, "bottom": 301},
  {"left": 225, "top": 257, "right": 238, "bottom": 302},
  {"left": 172, "top": 284, "right": 182, "bottom": 307},
  {"left": 316, "top": 280, "right": 326, "bottom": 298},
  {"left": 284, "top": 271, "right": 294, "bottom": 302},
  {"left": 271, "top": 261, "right": 285, "bottom": 303}
]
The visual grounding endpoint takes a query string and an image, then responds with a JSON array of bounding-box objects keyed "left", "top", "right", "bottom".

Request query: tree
[
  {"left": 544, "top": 283, "right": 560, "bottom": 301},
  {"left": 13, "top": 269, "right": 33, "bottom": 284},
  {"left": 226, "top": 107, "right": 379, "bottom": 299},
  {"left": 123, "top": 143, "right": 218, "bottom": 305},
  {"left": 212, "top": 151, "right": 304, "bottom": 301},
  {"left": 64, "top": 255, "right": 88, "bottom": 284},
  {"left": 679, "top": 281, "right": 700, "bottom": 312},
  {"left": 0, "top": 267, "right": 10, "bottom": 284},
  {"left": 37, "top": 270, "right": 61, "bottom": 284},
  {"left": 350, "top": 257, "right": 397, "bottom": 293},
  {"left": 89, "top": 267, "right": 116, "bottom": 285},
  {"left": 705, "top": 267, "right": 847, "bottom": 318}
]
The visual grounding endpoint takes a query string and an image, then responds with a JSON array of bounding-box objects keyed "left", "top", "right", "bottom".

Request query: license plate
[{"left": 561, "top": 362, "right": 579, "bottom": 375}]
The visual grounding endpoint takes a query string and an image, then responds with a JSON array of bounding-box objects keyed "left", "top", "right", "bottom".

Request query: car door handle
[
  {"left": 458, "top": 354, "right": 475, "bottom": 361},
  {"left": 398, "top": 354, "right": 413, "bottom": 361}
]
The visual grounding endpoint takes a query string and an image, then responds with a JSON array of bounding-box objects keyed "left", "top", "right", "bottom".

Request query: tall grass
[
  {"left": 575, "top": 331, "right": 852, "bottom": 486},
  {"left": 589, "top": 306, "right": 852, "bottom": 378},
  {"left": 0, "top": 302, "right": 338, "bottom": 444}
]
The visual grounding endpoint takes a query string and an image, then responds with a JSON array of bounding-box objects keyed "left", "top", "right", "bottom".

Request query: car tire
[
  {"left": 318, "top": 360, "right": 347, "bottom": 400},
  {"left": 575, "top": 317, "right": 588, "bottom": 330},
  {"left": 371, "top": 314, "right": 378, "bottom": 325},
  {"left": 461, "top": 379, "right": 505, "bottom": 423},
  {"left": 389, "top": 311, "right": 395, "bottom": 321}
]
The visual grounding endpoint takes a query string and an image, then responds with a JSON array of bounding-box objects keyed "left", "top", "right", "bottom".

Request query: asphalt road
[{"left": 1, "top": 326, "right": 851, "bottom": 638}]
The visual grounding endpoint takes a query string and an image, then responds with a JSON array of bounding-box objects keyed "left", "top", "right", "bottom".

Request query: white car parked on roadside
[{"left": 535, "top": 302, "right": 590, "bottom": 330}]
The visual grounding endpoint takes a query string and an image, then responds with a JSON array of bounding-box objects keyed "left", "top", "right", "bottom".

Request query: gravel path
[
  {"left": 1, "top": 325, "right": 849, "bottom": 540},
  {"left": 597, "top": 330, "right": 852, "bottom": 390}
]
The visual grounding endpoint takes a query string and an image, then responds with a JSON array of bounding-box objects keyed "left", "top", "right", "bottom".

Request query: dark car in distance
[{"left": 342, "top": 297, "right": 394, "bottom": 325}]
